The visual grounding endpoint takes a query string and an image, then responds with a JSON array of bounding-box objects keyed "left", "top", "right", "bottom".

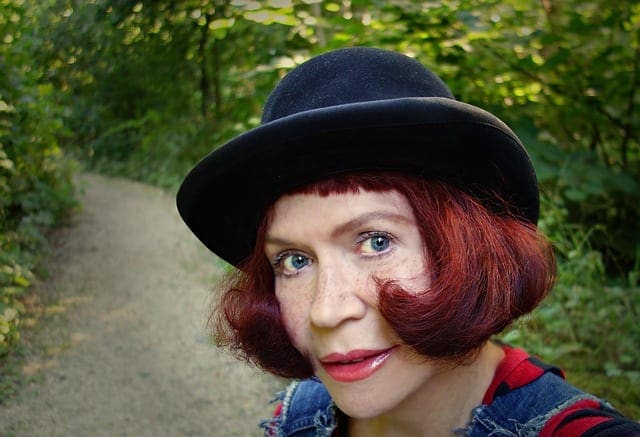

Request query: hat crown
[
  {"left": 178, "top": 47, "right": 539, "bottom": 266},
  {"left": 262, "top": 47, "right": 455, "bottom": 123}
]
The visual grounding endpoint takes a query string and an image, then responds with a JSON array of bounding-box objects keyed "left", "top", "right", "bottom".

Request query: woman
[{"left": 177, "top": 47, "right": 640, "bottom": 436}]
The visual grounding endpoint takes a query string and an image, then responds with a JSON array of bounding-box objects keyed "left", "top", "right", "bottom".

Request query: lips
[{"left": 320, "top": 348, "right": 395, "bottom": 383}]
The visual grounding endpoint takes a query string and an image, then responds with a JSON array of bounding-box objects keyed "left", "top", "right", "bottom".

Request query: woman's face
[{"left": 264, "top": 189, "right": 442, "bottom": 419}]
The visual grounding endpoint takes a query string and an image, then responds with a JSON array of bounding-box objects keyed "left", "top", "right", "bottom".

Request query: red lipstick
[{"left": 320, "top": 348, "right": 394, "bottom": 383}]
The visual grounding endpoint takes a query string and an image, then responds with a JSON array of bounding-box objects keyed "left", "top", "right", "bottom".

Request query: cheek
[
  {"left": 407, "top": 256, "right": 431, "bottom": 290},
  {"left": 400, "top": 239, "right": 432, "bottom": 290},
  {"left": 376, "top": 252, "right": 431, "bottom": 293},
  {"left": 275, "top": 283, "right": 312, "bottom": 350}
]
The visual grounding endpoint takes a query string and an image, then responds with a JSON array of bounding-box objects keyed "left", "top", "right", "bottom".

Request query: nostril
[{"left": 310, "top": 287, "right": 368, "bottom": 329}]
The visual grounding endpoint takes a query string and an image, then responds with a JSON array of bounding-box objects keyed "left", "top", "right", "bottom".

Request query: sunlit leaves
[
  {"left": 244, "top": 10, "right": 298, "bottom": 25},
  {"left": 209, "top": 17, "right": 235, "bottom": 29},
  {"left": 324, "top": 2, "right": 340, "bottom": 13}
]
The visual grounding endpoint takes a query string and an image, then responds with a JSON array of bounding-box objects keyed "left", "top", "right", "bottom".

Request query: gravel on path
[{"left": 0, "top": 173, "right": 284, "bottom": 436}]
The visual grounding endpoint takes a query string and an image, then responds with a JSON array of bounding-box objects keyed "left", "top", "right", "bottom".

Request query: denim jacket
[
  {"left": 260, "top": 372, "right": 626, "bottom": 436},
  {"left": 261, "top": 377, "right": 337, "bottom": 437}
]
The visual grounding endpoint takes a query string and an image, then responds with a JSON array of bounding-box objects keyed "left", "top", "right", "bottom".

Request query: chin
[
  {"left": 334, "top": 396, "right": 392, "bottom": 420},
  {"left": 319, "top": 377, "right": 400, "bottom": 419}
]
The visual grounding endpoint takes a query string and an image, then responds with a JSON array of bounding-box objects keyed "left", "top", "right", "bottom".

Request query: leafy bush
[
  {"left": 524, "top": 197, "right": 638, "bottom": 372},
  {"left": 78, "top": 111, "right": 254, "bottom": 189},
  {"left": 502, "top": 196, "right": 640, "bottom": 418},
  {"left": 0, "top": 1, "right": 77, "bottom": 357}
]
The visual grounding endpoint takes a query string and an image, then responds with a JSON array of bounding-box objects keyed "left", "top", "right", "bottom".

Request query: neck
[{"left": 348, "top": 342, "right": 505, "bottom": 437}]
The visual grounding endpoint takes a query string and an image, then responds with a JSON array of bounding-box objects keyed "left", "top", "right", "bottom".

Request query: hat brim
[{"left": 176, "top": 97, "right": 538, "bottom": 266}]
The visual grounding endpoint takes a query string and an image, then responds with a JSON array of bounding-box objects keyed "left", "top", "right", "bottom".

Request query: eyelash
[
  {"left": 356, "top": 231, "right": 395, "bottom": 256},
  {"left": 271, "top": 231, "right": 396, "bottom": 278},
  {"left": 271, "top": 251, "right": 311, "bottom": 277}
]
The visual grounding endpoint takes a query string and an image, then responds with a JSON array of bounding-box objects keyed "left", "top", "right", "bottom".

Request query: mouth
[{"left": 319, "top": 347, "right": 395, "bottom": 383}]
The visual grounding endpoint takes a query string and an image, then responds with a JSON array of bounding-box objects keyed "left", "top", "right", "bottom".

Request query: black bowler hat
[{"left": 177, "top": 47, "right": 539, "bottom": 266}]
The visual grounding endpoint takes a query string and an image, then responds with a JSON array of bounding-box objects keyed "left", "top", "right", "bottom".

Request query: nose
[{"left": 310, "top": 260, "right": 368, "bottom": 329}]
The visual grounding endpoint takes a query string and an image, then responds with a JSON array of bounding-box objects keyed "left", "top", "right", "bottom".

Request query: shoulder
[
  {"left": 466, "top": 346, "right": 640, "bottom": 436},
  {"left": 261, "top": 378, "right": 337, "bottom": 437},
  {"left": 541, "top": 395, "right": 640, "bottom": 436}
]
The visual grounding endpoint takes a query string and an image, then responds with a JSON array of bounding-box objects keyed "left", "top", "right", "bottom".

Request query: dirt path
[{"left": 0, "top": 173, "right": 284, "bottom": 436}]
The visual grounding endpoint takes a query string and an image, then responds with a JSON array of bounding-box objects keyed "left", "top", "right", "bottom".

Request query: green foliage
[
  {"left": 36, "top": 0, "right": 638, "bottom": 270},
  {"left": 0, "top": 0, "right": 77, "bottom": 357},
  {"left": 511, "top": 196, "right": 639, "bottom": 366},
  {"left": 503, "top": 197, "right": 640, "bottom": 417},
  {"left": 517, "top": 119, "right": 640, "bottom": 273},
  {"left": 5, "top": 0, "right": 639, "bottom": 413}
]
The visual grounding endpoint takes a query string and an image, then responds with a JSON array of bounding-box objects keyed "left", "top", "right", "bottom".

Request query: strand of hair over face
[{"left": 378, "top": 183, "right": 556, "bottom": 365}]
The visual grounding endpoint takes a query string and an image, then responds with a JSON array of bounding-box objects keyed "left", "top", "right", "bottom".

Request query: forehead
[{"left": 267, "top": 189, "right": 415, "bottom": 235}]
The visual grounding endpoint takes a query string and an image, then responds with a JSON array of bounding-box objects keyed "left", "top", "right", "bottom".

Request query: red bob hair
[{"left": 211, "top": 173, "right": 556, "bottom": 379}]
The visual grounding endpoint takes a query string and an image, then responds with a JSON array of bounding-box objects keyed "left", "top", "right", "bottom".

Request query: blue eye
[
  {"left": 281, "top": 253, "right": 310, "bottom": 275},
  {"left": 361, "top": 233, "right": 392, "bottom": 254}
]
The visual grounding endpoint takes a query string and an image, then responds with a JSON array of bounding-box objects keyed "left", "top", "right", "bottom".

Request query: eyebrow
[
  {"left": 264, "top": 210, "right": 414, "bottom": 248},
  {"left": 330, "top": 211, "right": 414, "bottom": 238}
]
